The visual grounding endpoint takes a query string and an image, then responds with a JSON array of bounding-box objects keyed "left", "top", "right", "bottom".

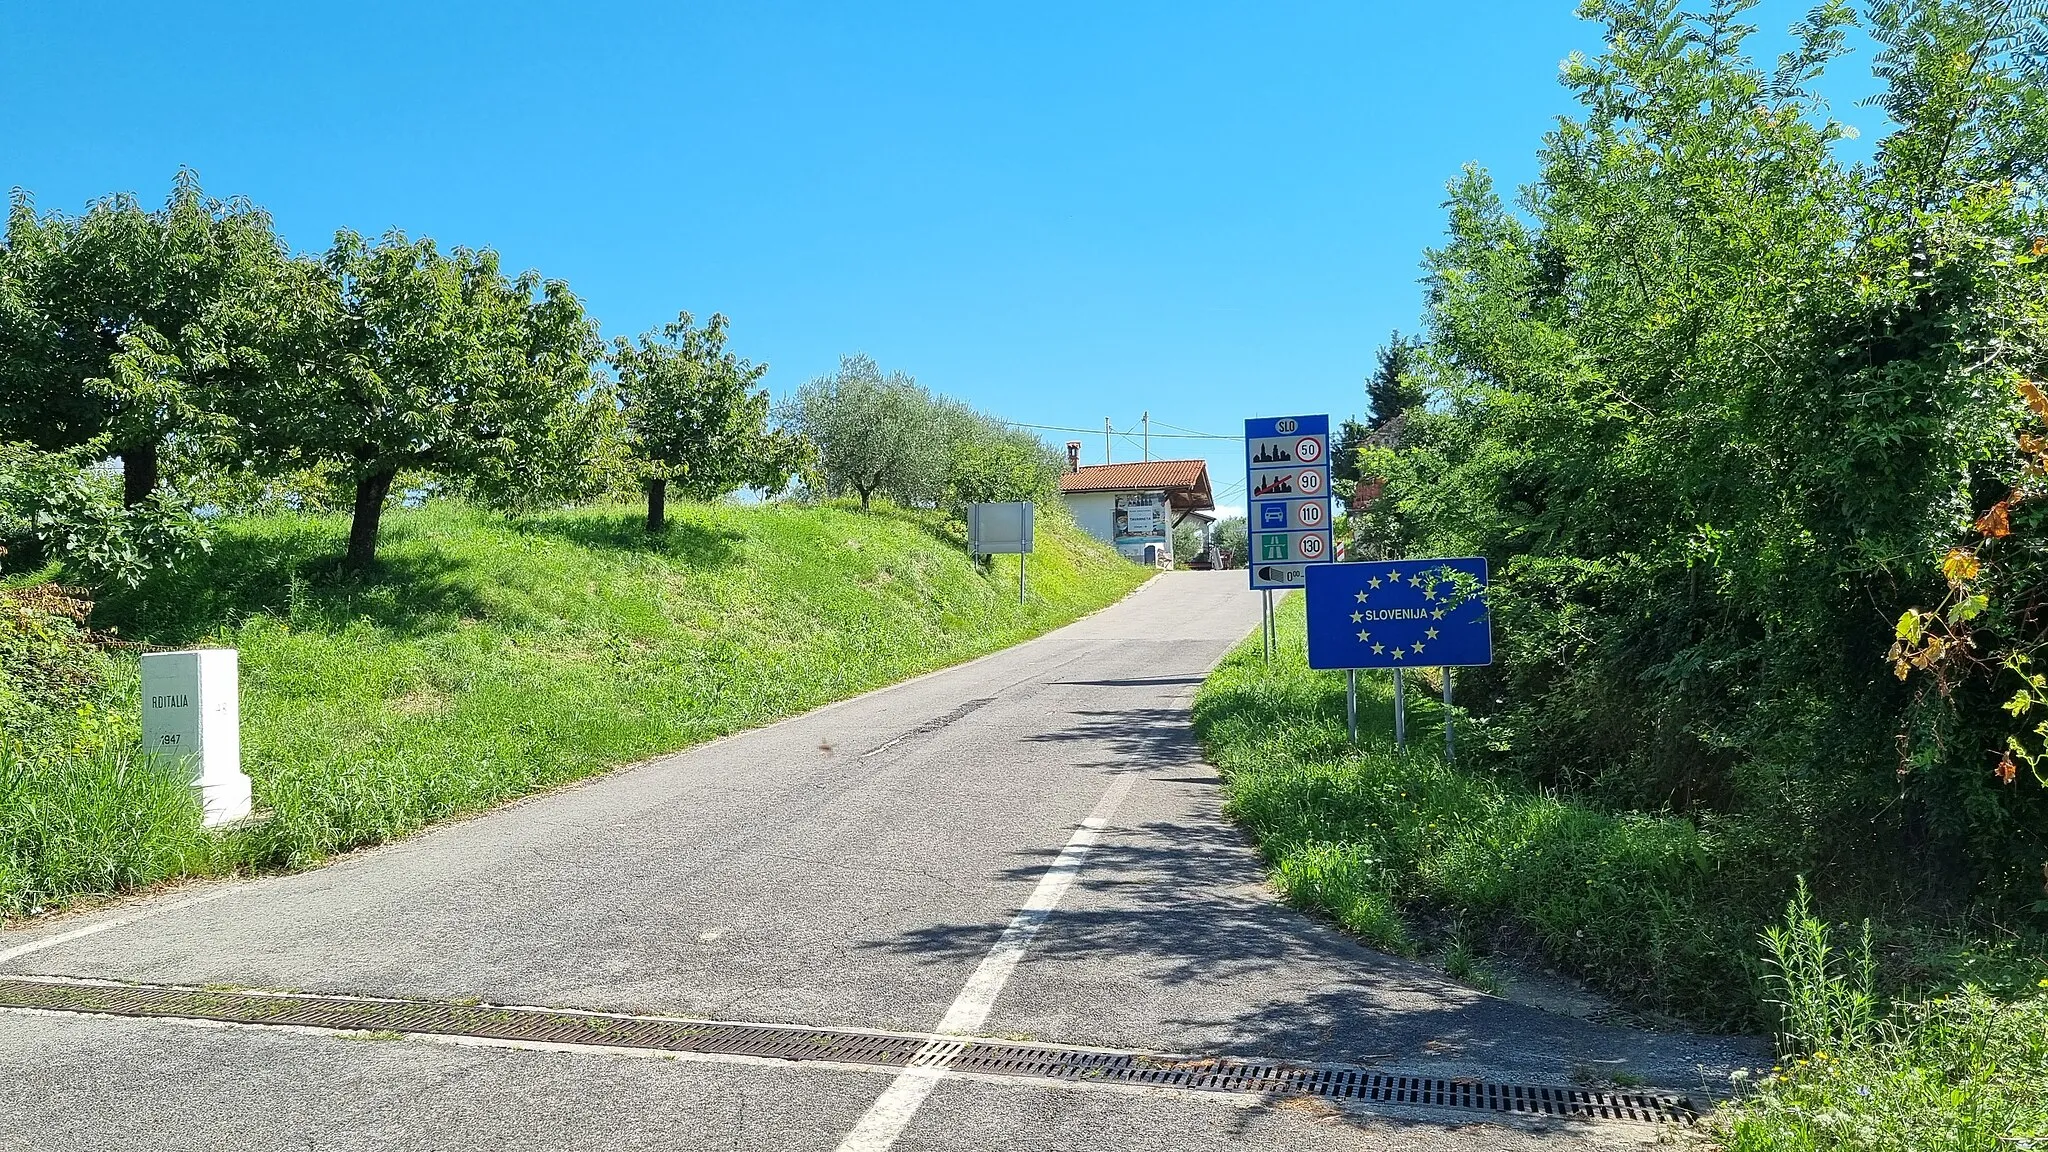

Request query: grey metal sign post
[
  {"left": 967, "top": 501, "right": 1035, "bottom": 605},
  {"left": 1444, "top": 669, "right": 1455, "bottom": 761},
  {"left": 1392, "top": 667, "right": 1406, "bottom": 751},
  {"left": 1262, "top": 590, "right": 1273, "bottom": 665}
]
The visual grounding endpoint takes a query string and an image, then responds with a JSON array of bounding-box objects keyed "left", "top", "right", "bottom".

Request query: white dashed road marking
[{"left": 832, "top": 775, "right": 1134, "bottom": 1152}]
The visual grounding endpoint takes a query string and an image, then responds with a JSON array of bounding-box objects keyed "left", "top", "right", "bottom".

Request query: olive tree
[{"left": 787, "top": 354, "right": 947, "bottom": 510}]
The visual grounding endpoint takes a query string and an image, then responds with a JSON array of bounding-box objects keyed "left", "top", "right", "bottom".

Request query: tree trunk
[
  {"left": 645, "top": 477, "right": 668, "bottom": 534},
  {"left": 121, "top": 441, "right": 160, "bottom": 508},
  {"left": 858, "top": 484, "right": 872, "bottom": 511},
  {"left": 345, "top": 468, "right": 398, "bottom": 571}
]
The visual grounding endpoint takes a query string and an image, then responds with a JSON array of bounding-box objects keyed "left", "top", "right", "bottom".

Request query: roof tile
[{"left": 1058, "top": 460, "right": 1212, "bottom": 499}]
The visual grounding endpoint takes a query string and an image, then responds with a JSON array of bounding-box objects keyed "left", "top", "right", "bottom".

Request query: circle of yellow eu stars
[{"left": 1345, "top": 567, "right": 1448, "bottom": 661}]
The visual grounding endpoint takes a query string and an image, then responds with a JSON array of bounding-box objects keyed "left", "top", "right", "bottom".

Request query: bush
[
  {"left": 0, "top": 583, "right": 128, "bottom": 762},
  {"left": 0, "top": 441, "right": 206, "bottom": 587},
  {"left": 1357, "top": 0, "right": 2048, "bottom": 918}
]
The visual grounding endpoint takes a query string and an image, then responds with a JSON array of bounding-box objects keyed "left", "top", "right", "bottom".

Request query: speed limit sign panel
[
  {"left": 1244, "top": 414, "right": 1334, "bottom": 589},
  {"left": 1254, "top": 498, "right": 1327, "bottom": 531}
]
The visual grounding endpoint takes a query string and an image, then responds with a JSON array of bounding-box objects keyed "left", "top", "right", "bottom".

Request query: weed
[
  {"left": 1442, "top": 934, "right": 1501, "bottom": 995},
  {"left": 1194, "top": 596, "right": 1774, "bottom": 1029},
  {"left": 1762, "top": 879, "right": 1877, "bottom": 1057},
  {"left": 1717, "top": 902, "right": 2048, "bottom": 1150},
  {"left": 0, "top": 742, "right": 217, "bottom": 917}
]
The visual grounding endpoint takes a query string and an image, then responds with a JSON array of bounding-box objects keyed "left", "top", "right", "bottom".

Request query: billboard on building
[{"left": 1112, "top": 492, "right": 1169, "bottom": 562}]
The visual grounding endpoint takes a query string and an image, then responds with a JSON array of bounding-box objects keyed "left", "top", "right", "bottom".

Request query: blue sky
[{"left": 1, "top": 2, "right": 1884, "bottom": 515}]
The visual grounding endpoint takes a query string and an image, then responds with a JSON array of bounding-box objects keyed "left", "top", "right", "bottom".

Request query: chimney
[{"left": 1065, "top": 441, "right": 1082, "bottom": 473}]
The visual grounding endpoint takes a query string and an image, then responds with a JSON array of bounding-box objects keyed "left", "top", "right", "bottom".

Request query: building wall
[
  {"left": 1064, "top": 492, "right": 1119, "bottom": 546},
  {"left": 1062, "top": 489, "right": 1173, "bottom": 566}
]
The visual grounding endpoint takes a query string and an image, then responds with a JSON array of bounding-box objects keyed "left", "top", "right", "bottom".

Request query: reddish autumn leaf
[
  {"left": 1980, "top": 501, "right": 2013, "bottom": 538},
  {"left": 2023, "top": 379, "right": 2048, "bottom": 423}
]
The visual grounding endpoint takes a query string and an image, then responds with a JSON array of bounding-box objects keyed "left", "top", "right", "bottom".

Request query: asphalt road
[{"left": 0, "top": 571, "right": 1758, "bottom": 1150}]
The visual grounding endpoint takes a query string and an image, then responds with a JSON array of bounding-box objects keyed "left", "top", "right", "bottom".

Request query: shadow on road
[{"left": 859, "top": 689, "right": 1764, "bottom": 1107}]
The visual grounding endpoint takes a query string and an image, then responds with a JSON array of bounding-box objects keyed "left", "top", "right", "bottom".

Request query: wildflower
[{"left": 1998, "top": 755, "right": 2019, "bottom": 785}]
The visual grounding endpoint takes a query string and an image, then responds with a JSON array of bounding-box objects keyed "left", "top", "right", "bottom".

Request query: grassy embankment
[
  {"left": 1194, "top": 594, "right": 2047, "bottom": 1148},
  {"left": 1, "top": 499, "right": 1146, "bottom": 919}
]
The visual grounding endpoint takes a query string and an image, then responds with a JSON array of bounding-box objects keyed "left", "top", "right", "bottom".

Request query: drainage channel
[{"left": 0, "top": 976, "right": 1696, "bottom": 1126}]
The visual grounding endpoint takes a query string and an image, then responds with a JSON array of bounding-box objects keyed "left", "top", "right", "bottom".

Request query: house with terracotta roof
[{"left": 1056, "top": 446, "right": 1217, "bottom": 567}]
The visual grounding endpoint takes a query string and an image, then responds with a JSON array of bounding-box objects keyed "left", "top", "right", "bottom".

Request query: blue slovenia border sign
[
  {"left": 1245, "top": 414, "right": 1334, "bottom": 590},
  {"left": 1304, "top": 557, "right": 1493, "bottom": 670}
]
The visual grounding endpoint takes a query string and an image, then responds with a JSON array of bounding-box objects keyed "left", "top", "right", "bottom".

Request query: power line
[
  {"left": 1001, "top": 420, "right": 1236, "bottom": 441},
  {"left": 1147, "top": 418, "right": 1234, "bottom": 440}
]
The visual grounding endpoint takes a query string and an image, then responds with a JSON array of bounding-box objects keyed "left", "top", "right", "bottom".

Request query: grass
[
  {"left": 1197, "top": 594, "right": 2048, "bottom": 1147},
  {"left": 1192, "top": 594, "right": 1781, "bottom": 1030},
  {"left": 0, "top": 744, "right": 229, "bottom": 916},
  {"left": 1191, "top": 595, "right": 2047, "bottom": 1031},
  {"left": 1, "top": 498, "right": 1147, "bottom": 920}
]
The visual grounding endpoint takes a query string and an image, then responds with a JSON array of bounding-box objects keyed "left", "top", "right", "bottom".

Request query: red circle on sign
[
  {"left": 1296, "top": 470, "right": 1323, "bottom": 495},
  {"left": 1299, "top": 534, "right": 1326, "bottom": 559},
  {"left": 1299, "top": 502, "right": 1324, "bottom": 526},
  {"left": 1295, "top": 437, "right": 1323, "bottom": 464}
]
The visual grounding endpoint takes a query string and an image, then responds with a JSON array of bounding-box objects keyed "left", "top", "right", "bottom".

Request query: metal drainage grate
[{"left": 0, "top": 977, "right": 1694, "bottom": 1125}]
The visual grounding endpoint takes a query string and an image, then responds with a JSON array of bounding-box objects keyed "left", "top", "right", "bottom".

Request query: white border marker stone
[{"left": 140, "top": 649, "right": 252, "bottom": 827}]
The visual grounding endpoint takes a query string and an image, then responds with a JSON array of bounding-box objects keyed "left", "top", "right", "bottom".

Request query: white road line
[
  {"left": 0, "top": 888, "right": 237, "bottom": 965},
  {"left": 833, "top": 774, "right": 1134, "bottom": 1152}
]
